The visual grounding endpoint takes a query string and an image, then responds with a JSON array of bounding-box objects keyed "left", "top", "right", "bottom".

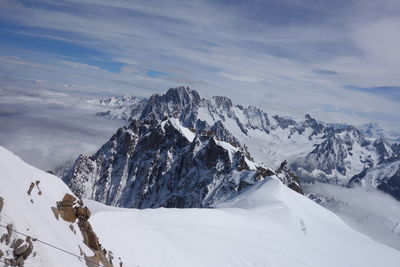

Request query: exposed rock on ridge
[{"left": 63, "top": 116, "right": 285, "bottom": 208}]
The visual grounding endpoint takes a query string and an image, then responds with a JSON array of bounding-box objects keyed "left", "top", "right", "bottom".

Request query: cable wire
[{"left": 0, "top": 224, "right": 105, "bottom": 267}]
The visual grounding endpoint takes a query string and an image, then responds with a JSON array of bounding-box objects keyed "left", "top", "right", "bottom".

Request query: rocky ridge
[
  {"left": 86, "top": 86, "right": 400, "bottom": 200},
  {"left": 64, "top": 116, "right": 301, "bottom": 208},
  {"left": 52, "top": 193, "right": 119, "bottom": 267}
]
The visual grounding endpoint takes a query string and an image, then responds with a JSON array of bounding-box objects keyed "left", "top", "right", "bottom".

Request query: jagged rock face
[
  {"left": 51, "top": 193, "right": 116, "bottom": 267},
  {"left": 271, "top": 115, "right": 296, "bottom": 129},
  {"left": 290, "top": 127, "right": 400, "bottom": 201},
  {"left": 275, "top": 161, "right": 303, "bottom": 194},
  {"left": 377, "top": 169, "right": 400, "bottom": 201},
  {"left": 139, "top": 86, "right": 201, "bottom": 127},
  {"left": 102, "top": 86, "right": 293, "bottom": 137},
  {"left": 63, "top": 118, "right": 273, "bottom": 208},
  {"left": 88, "top": 86, "right": 400, "bottom": 199},
  {"left": 290, "top": 114, "right": 325, "bottom": 139},
  {"left": 373, "top": 139, "right": 400, "bottom": 164},
  {"left": 210, "top": 121, "right": 241, "bottom": 148},
  {"left": 292, "top": 126, "right": 374, "bottom": 183}
]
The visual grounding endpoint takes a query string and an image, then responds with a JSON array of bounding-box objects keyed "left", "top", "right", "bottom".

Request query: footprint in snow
[{"left": 299, "top": 219, "right": 307, "bottom": 235}]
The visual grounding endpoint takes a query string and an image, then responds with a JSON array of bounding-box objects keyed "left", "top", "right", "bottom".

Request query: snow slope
[
  {"left": 0, "top": 146, "right": 118, "bottom": 266},
  {"left": 304, "top": 183, "right": 400, "bottom": 250},
  {"left": 87, "top": 177, "right": 400, "bottom": 267}
]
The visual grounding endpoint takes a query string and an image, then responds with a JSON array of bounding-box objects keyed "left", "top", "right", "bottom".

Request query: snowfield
[
  {"left": 0, "top": 146, "right": 120, "bottom": 266},
  {"left": 87, "top": 179, "right": 400, "bottom": 267},
  {"left": 1, "top": 145, "right": 400, "bottom": 267}
]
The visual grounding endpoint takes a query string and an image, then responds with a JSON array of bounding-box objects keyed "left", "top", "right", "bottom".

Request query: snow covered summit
[
  {"left": 63, "top": 116, "right": 301, "bottom": 208},
  {"left": 86, "top": 176, "right": 400, "bottom": 267},
  {"left": 87, "top": 86, "right": 400, "bottom": 199}
]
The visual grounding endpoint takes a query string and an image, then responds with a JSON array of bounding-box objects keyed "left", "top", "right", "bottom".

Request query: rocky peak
[
  {"left": 272, "top": 115, "right": 297, "bottom": 129},
  {"left": 63, "top": 116, "right": 272, "bottom": 208},
  {"left": 210, "top": 121, "right": 241, "bottom": 147},
  {"left": 289, "top": 114, "right": 325, "bottom": 138},
  {"left": 275, "top": 160, "right": 303, "bottom": 194},
  {"left": 211, "top": 96, "right": 233, "bottom": 111},
  {"left": 85, "top": 86, "right": 400, "bottom": 201},
  {"left": 373, "top": 139, "right": 398, "bottom": 163},
  {"left": 164, "top": 86, "right": 201, "bottom": 106},
  {"left": 140, "top": 86, "right": 201, "bottom": 127},
  {"left": 304, "top": 114, "right": 324, "bottom": 132},
  {"left": 322, "top": 125, "right": 362, "bottom": 143},
  {"left": 191, "top": 135, "right": 231, "bottom": 171}
]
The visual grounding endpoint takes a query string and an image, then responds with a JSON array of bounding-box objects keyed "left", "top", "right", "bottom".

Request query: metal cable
[{"left": 0, "top": 224, "right": 104, "bottom": 267}]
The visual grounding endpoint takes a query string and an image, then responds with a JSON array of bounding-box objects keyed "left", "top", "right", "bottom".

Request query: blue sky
[{"left": 1, "top": 0, "right": 400, "bottom": 131}]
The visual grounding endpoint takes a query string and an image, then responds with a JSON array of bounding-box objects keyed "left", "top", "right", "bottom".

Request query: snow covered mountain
[
  {"left": 0, "top": 146, "right": 122, "bottom": 267},
  {"left": 86, "top": 86, "right": 400, "bottom": 200},
  {"left": 63, "top": 116, "right": 302, "bottom": 208},
  {"left": 84, "top": 95, "right": 146, "bottom": 120},
  {"left": 3, "top": 146, "right": 400, "bottom": 267},
  {"left": 86, "top": 177, "right": 400, "bottom": 267},
  {"left": 349, "top": 160, "right": 400, "bottom": 200}
]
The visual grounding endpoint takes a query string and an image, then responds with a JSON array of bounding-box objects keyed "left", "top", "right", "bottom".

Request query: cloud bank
[
  {"left": 304, "top": 183, "right": 400, "bottom": 250},
  {"left": 0, "top": 77, "right": 124, "bottom": 171}
]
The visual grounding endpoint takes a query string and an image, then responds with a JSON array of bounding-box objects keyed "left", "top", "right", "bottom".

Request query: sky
[{"left": 1, "top": 0, "right": 400, "bottom": 169}]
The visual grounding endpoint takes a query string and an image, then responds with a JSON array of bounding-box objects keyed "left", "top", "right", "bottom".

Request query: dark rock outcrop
[
  {"left": 53, "top": 194, "right": 117, "bottom": 267},
  {"left": 276, "top": 161, "right": 303, "bottom": 195},
  {"left": 63, "top": 118, "right": 268, "bottom": 208},
  {"left": 56, "top": 194, "right": 78, "bottom": 223}
]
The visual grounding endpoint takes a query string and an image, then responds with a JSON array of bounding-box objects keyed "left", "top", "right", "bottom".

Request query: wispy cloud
[
  {"left": 60, "top": 60, "right": 101, "bottom": 70},
  {"left": 0, "top": 0, "right": 400, "bottom": 168}
]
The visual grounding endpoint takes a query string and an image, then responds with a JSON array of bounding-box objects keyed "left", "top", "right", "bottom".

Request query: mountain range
[
  {"left": 71, "top": 86, "right": 400, "bottom": 205},
  {"left": 2, "top": 86, "right": 400, "bottom": 266}
]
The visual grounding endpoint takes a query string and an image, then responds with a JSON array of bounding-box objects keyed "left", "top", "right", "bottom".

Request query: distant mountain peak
[
  {"left": 359, "top": 122, "right": 385, "bottom": 138},
  {"left": 211, "top": 95, "right": 233, "bottom": 110},
  {"left": 82, "top": 86, "right": 400, "bottom": 200},
  {"left": 164, "top": 86, "right": 201, "bottom": 105}
]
